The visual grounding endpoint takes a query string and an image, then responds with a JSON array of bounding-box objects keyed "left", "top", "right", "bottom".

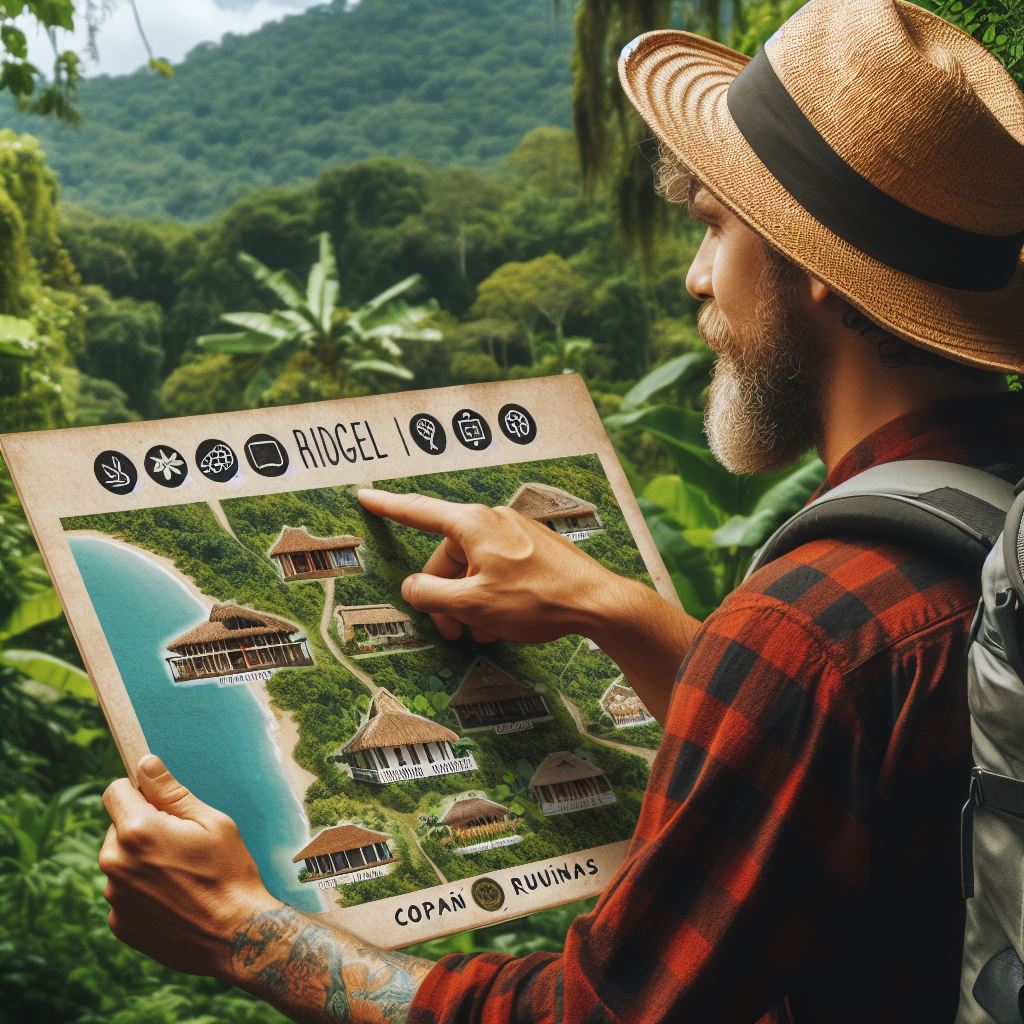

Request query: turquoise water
[{"left": 69, "top": 535, "right": 320, "bottom": 913}]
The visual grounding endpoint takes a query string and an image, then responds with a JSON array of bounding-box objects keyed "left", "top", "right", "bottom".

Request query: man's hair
[
  {"left": 653, "top": 144, "right": 1001, "bottom": 383},
  {"left": 652, "top": 144, "right": 693, "bottom": 208}
]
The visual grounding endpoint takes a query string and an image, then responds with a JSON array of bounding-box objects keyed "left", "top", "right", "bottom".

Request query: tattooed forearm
[{"left": 229, "top": 904, "right": 433, "bottom": 1024}]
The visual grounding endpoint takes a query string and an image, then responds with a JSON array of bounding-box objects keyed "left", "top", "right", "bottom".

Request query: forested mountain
[{"left": 7, "top": 0, "right": 574, "bottom": 221}]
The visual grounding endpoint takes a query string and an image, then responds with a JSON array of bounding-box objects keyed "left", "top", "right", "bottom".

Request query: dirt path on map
[
  {"left": 319, "top": 577, "right": 379, "bottom": 696},
  {"left": 393, "top": 815, "right": 447, "bottom": 884},
  {"left": 558, "top": 692, "right": 656, "bottom": 767},
  {"left": 207, "top": 498, "right": 243, "bottom": 546}
]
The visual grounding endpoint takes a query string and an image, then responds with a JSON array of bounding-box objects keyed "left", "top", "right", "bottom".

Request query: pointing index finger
[{"left": 358, "top": 488, "right": 474, "bottom": 540}]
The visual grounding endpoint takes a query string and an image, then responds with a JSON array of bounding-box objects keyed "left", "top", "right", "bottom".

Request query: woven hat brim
[{"left": 619, "top": 31, "right": 1024, "bottom": 373}]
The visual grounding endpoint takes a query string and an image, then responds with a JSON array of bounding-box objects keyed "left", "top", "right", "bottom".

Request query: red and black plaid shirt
[{"left": 409, "top": 392, "right": 1024, "bottom": 1024}]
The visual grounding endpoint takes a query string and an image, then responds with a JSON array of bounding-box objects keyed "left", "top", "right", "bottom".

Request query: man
[{"left": 99, "top": 0, "right": 1024, "bottom": 1020}]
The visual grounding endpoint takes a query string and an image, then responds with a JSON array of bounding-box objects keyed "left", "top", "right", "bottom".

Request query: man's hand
[
  {"left": 357, "top": 487, "right": 618, "bottom": 645},
  {"left": 100, "top": 753, "right": 280, "bottom": 978},
  {"left": 101, "top": 755, "right": 433, "bottom": 1023},
  {"left": 358, "top": 487, "right": 701, "bottom": 724}
]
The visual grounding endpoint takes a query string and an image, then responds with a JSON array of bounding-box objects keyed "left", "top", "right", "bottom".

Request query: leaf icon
[{"left": 101, "top": 456, "right": 131, "bottom": 488}]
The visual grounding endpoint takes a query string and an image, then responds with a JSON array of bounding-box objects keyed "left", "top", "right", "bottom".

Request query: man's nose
[{"left": 686, "top": 234, "right": 714, "bottom": 302}]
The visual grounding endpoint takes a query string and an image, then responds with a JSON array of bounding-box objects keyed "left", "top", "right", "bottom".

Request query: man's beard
[{"left": 698, "top": 258, "right": 826, "bottom": 474}]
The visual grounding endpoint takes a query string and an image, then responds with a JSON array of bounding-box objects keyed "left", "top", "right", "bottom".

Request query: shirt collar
[{"left": 810, "top": 390, "right": 1024, "bottom": 500}]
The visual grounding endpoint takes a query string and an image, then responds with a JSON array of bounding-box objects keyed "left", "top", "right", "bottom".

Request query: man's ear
[{"left": 809, "top": 277, "right": 832, "bottom": 304}]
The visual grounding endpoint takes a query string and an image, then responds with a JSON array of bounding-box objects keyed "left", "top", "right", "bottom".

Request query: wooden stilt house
[
  {"left": 336, "top": 603, "right": 420, "bottom": 653},
  {"left": 335, "top": 689, "right": 476, "bottom": 785},
  {"left": 448, "top": 658, "right": 552, "bottom": 732},
  {"left": 165, "top": 602, "right": 312, "bottom": 683},
  {"left": 293, "top": 824, "right": 396, "bottom": 884},
  {"left": 269, "top": 526, "right": 364, "bottom": 582},
  {"left": 508, "top": 483, "right": 603, "bottom": 541},
  {"left": 529, "top": 751, "right": 616, "bottom": 815}
]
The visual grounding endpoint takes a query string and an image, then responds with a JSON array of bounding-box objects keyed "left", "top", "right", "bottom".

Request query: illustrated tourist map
[{"left": 1, "top": 377, "right": 678, "bottom": 946}]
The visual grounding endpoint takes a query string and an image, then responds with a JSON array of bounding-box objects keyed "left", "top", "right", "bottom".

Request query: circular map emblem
[
  {"left": 196, "top": 438, "right": 238, "bottom": 483},
  {"left": 471, "top": 877, "right": 505, "bottom": 913},
  {"left": 144, "top": 445, "right": 188, "bottom": 489}
]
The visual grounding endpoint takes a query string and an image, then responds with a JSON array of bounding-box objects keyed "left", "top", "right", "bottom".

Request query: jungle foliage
[
  {"left": 2, "top": 0, "right": 576, "bottom": 221},
  {"left": 2, "top": 0, "right": 1019, "bottom": 1019}
]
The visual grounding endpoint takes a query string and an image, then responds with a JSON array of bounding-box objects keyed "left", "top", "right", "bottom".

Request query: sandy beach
[
  {"left": 65, "top": 529, "right": 320, "bottom": 837},
  {"left": 248, "top": 680, "right": 319, "bottom": 811}
]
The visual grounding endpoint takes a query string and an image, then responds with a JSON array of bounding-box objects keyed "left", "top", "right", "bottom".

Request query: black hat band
[{"left": 726, "top": 49, "right": 1024, "bottom": 292}]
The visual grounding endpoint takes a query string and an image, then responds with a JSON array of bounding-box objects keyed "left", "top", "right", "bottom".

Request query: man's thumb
[
  {"left": 402, "top": 572, "right": 470, "bottom": 615},
  {"left": 137, "top": 754, "right": 202, "bottom": 819}
]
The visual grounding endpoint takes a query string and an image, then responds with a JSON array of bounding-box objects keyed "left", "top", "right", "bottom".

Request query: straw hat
[{"left": 618, "top": 0, "right": 1024, "bottom": 372}]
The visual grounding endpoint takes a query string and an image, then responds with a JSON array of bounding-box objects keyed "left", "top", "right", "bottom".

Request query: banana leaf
[
  {"left": 196, "top": 331, "right": 277, "bottom": 355},
  {"left": 606, "top": 404, "right": 740, "bottom": 513},
  {"left": 642, "top": 473, "right": 724, "bottom": 531},
  {"left": 306, "top": 233, "right": 340, "bottom": 334},
  {"left": 350, "top": 359, "right": 414, "bottom": 380},
  {"left": 238, "top": 251, "right": 305, "bottom": 310},
  {"left": 243, "top": 340, "right": 299, "bottom": 405},
  {"left": 0, "top": 650, "right": 95, "bottom": 701},
  {"left": 1, "top": 587, "right": 64, "bottom": 641},
  {"left": 218, "top": 310, "right": 294, "bottom": 340},
  {"left": 640, "top": 500, "right": 722, "bottom": 618},
  {"left": 619, "top": 351, "right": 713, "bottom": 412},
  {"left": 356, "top": 274, "right": 423, "bottom": 318},
  {"left": 710, "top": 457, "right": 825, "bottom": 549},
  {"left": 0, "top": 336, "right": 36, "bottom": 359}
]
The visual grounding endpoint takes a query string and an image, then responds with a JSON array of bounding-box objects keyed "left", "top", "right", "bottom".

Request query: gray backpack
[{"left": 745, "top": 460, "right": 1024, "bottom": 1023}]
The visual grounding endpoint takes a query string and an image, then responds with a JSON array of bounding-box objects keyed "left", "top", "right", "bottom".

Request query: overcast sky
[{"left": 24, "top": 0, "right": 327, "bottom": 78}]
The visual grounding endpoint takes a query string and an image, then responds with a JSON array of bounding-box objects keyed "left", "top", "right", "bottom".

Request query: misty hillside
[{"left": 11, "top": 0, "right": 573, "bottom": 221}]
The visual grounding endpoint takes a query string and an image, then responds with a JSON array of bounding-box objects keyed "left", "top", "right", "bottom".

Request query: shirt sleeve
[{"left": 408, "top": 599, "right": 875, "bottom": 1024}]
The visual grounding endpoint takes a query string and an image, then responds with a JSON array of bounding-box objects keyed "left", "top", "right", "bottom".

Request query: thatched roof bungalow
[
  {"left": 440, "top": 794, "right": 524, "bottom": 851},
  {"left": 269, "top": 526, "right": 364, "bottom": 581},
  {"left": 529, "top": 751, "right": 616, "bottom": 816},
  {"left": 337, "top": 689, "right": 476, "bottom": 785},
  {"left": 336, "top": 603, "right": 420, "bottom": 653},
  {"left": 600, "top": 682, "right": 655, "bottom": 728},
  {"left": 508, "top": 483, "right": 603, "bottom": 541},
  {"left": 165, "top": 602, "right": 312, "bottom": 684},
  {"left": 448, "top": 658, "right": 551, "bottom": 732},
  {"left": 293, "top": 824, "right": 396, "bottom": 884},
  {"left": 441, "top": 796, "right": 511, "bottom": 832}
]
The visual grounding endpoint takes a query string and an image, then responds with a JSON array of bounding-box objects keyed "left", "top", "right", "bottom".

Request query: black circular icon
[
  {"left": 244, "top": 433, "right": 289, "bottom": 477},
  {"left": 409, "top": 414, "right": 447, "bottom": 455},
  {"left": 196, "top": 439, "right": 239, "bottom": 483},
  {"left": 498, "top": 403, "right": 538, "bottom": 445},
  {"left": 452, "top": 408, "right": 492, "bottom": 451},
  {"left": 471, "top": 877, "right": 505, "bottom": 912},
  {"left": 144, "top": 445, "right": 188, "bottom": 488},
  {"left": 94, "top": 450, "right": 138, "bottom": 495}
]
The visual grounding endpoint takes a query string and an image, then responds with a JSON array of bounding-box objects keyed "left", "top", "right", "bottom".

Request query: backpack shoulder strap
[{"left": 746, "top": 459, "right": 1017, "bottom": 579}]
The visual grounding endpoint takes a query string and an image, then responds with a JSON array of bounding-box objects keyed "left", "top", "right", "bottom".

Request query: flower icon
[{"left": 149, "top": 449, "right": 185, "bottom": 482}]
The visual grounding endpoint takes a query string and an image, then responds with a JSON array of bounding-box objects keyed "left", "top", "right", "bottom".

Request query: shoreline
[
  {"left": 247, "top": 680, "right": 319, "bottom": 822},
  {"left": 67, "top": 529, "right": 327, "bottom": 910},
  {"left": 67, "top": 530, "right": 215, "bottom": 611},
  {"left": 248, "top": 681, "right": 329, "bottom": 913}
]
